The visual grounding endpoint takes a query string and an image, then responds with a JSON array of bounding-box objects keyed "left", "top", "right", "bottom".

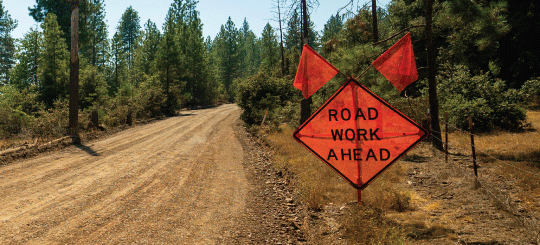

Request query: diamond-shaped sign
[{"left": 293, "top": 79, "right": 428, "bottom": 190}]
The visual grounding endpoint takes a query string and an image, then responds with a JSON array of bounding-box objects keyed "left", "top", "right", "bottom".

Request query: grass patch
[
  {"left": 264, "top": 124, "right": 414, "bottom": 243},
  {"left": 445, "top": 110, "right": 540, "bottom": 211}
]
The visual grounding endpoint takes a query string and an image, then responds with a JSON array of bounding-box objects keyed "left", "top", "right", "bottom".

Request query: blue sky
[{"left": 4, "top": 0, "right": 391, "bottom": 40}]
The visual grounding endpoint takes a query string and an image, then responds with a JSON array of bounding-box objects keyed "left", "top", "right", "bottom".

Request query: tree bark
[
  {"left": 426, "top": 0, "right": 443, "bottom": 150},
  {"left": 372, "top": 0, "right": 379, "bottom": 43},
  {"left": 69, "top": 0, "right": 80, "bottom": 144},
  {"left": 300, "top": 0, "right": 311, "bottom": 125}
]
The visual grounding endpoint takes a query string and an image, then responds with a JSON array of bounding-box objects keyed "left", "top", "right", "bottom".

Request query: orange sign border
[{"left": 293, "top": 78, "right": 429, "bottom": 190}]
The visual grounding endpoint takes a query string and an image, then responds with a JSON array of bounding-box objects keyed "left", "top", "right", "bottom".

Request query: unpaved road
[{"left": 0, "top": 104, "right": 301, "bottom": 244}]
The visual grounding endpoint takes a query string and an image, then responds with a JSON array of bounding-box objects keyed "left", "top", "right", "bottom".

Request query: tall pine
[
  {"left": 80, "top": 0, "right": 109, "bottom": 70},
  {"left": 0, "top": 0, "right": 17, "bottom": 85},
  {"left": 117, "top": 6, "right": 141, "bottom": 69},
  {"left": 38, "top": 13, "right": 69, "bottom": 108},
  {"left": 260, "top": 23, "right": 280, "bottom": 73},
  {"left": 213, "top": 17, "right": 240, "bottom": 99},
  {"left": 10, "top": 28, "right": 42, "bottom": 89}
]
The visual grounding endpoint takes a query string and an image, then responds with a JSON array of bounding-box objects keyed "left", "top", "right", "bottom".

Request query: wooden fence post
[
  {"left": 445, "top": 112, "right": 448, "bottom": 163},
  {"left": 91, "top": 110, "right": 99, "bottom": 128},
  {"left": 468, "top": 117, "right": 478, "bottom": 177},
  {"left": 127, "top": 110, "right": 133, "bottom": 126}
]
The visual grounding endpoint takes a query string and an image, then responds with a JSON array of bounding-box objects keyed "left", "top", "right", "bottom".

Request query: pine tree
[
  {"left": 0, "top": 1, "right": 17, "bottom": 85},
  {"left": 238, "top": 19, "right": 260, "bottom": 77},
  {"left": 80, "top": 0, "right": 109, "bottom": 70},
  {"left": 321, "top": 14, "right": 343, "bottom": 45},
  {"left": 28, "top": 0, "right": 91, "bottom": 49},
  {"left": 285, "top": 9, "right": 302, "bottom": 52},
  {"left": 156, "top": 9, "right": 182, "bottom": 115},
  {"left": 117, "top": 6, "right": 141, "bottom": 69},
  {"left": 38, "top": 13, "right": 70, "bottom": 107},
  {"left": 213, "top": 17, "right": 240, "bottom": 99},
  {"left": 260, "top": 23, "right": 279, "bottom": 73},
  {"left": 10, "top": 28, "right": 42, "bottom": 89},
  {"left": 136, "top": 19, "right": 161, "bottom": 76}
]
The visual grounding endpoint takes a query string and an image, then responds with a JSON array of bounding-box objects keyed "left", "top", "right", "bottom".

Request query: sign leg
[{"left": 357, "top": 189, "right": 362, "bottom": 204}]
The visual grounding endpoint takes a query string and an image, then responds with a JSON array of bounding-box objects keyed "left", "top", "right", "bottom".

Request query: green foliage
[
  {"left": 133, "top": 74, "right": 166, "bottom": 119},
  {"left": 234, "top": 73, "right": 299, "bottom": 126},
  {"left": 259, "top": 23, "right": 280, "bottom": 74},
  {"left": 213, "top": 17, "right": 241, "bottom": 100},
  {"left": 117, "top": 6, "right": 141, "bottom": 68},
  {"left": 438, "top": 65, "right": 526, "bottom": 132},
  {"left": 9, "top": 28, "right": 41, "bottom": 90},
  {"left": 0, "top": 85, "right": 39, "bottom": 137},
  {"left": 33, "top": 99, "right": 70, "bottom": 138},
  {"left": 238, "top": 19, "right": 260, "bottom": 77},
  {"left": 0, "top": 0, "right": 17, "bottom": 85},
  {"left": 80, "top": 0, "right": 109, "bottom": 70},
  {"left": 498, "top": 0, "right": 540, "bottom": 88},
  {"left": 79, "top": 60, "right": 108, "bottom": 110},
  {"left": 38, "top": 13, "right": 69, "bottom": 108},
  {"left": 518, "top": 78, "right": 540, "bottom": 108}
]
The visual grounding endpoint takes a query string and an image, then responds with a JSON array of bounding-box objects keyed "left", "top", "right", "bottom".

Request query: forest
[{"left": 0, "top": 0, "right": 539, "bottom": 140}]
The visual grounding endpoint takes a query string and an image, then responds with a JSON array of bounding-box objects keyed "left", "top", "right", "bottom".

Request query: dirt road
[{"left": 0, "top": 104, "right": 283, "bottom": 244}]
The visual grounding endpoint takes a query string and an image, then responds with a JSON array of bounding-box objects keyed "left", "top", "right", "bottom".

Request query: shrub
[
  {"left": 234, "top": 73, "right": 299, "bottom": 126},
  {"left": 134, "top": 75, "right": 166, "bottom": 119},
  {"left": 33, "top": 99, "right": 70, "bottom": 139},
  {"left": 438, "top": 65, "right": 526, "bottom": 132},
  {"left": 519, "top": 78, "right": 540, "bottom": 108}
]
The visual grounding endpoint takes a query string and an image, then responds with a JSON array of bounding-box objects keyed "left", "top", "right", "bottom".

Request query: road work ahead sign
[{"left": 293, "top": 79, "right": 428, "bottom": 190}]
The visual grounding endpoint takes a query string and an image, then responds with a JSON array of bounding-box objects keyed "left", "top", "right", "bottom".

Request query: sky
[{"left": 4, "top": 0, "right": 391, "bottom": 40}]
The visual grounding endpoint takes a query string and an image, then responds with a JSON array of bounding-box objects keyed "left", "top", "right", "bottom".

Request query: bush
[
  {"left": 234, "top": 73, "right": 299, "bottom": 127},
  {"left": 519, "top": 78, "right": 540, "bottom": 108},
  {"left": 438, "top": 65, "right": 526, "bottom": 132},
  {"left": 0, "top": 107, "right": 35, "bottom": 138},
  {"left": 134, "top": 75, "right": 166, "bottom": 119},
  {"left": 33, "top": 99, "right": 70, "bottom": 139}
]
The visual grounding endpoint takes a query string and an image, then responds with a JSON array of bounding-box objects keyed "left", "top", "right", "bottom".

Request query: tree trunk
[
  {"left": 277, "top": 0, "right": 286, "bottom": 76},
  {"left": 69, "top": 0, "right": 80, "bottom": 144},
  {"left": 426, "top": 0, "right": 443, "bottom": 150},
  {"left": 372, "top": 0, "right": 379, "bottom": 43},
  {"left": 300, "top": 0, "right": 311, "bottom": 125}
]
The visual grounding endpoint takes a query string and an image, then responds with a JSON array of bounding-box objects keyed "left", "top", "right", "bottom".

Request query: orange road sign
[{"left": 293, "top": 79, "right": 428, "bottom": 190}]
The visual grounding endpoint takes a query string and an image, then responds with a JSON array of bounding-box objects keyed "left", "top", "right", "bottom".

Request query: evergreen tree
[
  {"left": 260, "top": 23, "right": 280, "bottom": 73},
  {"left": 28, "top": 0, "right": 91, "bottom": 49},
  {"left": 38, "top": 13, "right": 69, "bottom": 107},
  {"left": 238, "top": 19, "right": 260, "bottom": 77},
  {"left": 498, "top": 0, "right": 540, "bottom": 88},
  {"left": 182, "top": 3, "right": 213, "bottom": 106},
  {"left": 284, "top": 9, "right": 318, "bottom": 52},
  {"left": 213, "top": 17, "right": 240, "bottom": 99},
  {"left": 285, "top": 9, "right": 302, "bottom": 52},
  {"left": 156, "top": 9, "right": 182, "bottom": 114},
  {"left": 321, "top": 14, "right": 343, "bottom": 45},
  {"left": 109, "top": 32, "right": 125, "bottom": 95},
  {"left": 10, "top": 28, "right": 42, "bottom": 89},
  {"left": 0, "top": 0, "right": 17, "bottom": 84},
  {"left": 136, "top": 19, "right": 161, "bottom": 76},
  {"left": 117, "top": 6, "right": 141, "bottom": 69},
  {"left": 80, "top": 0, "right": 109, "bottom": 70}
]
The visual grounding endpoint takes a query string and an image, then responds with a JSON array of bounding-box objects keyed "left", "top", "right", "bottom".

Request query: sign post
[{"left": 294, "top": 79, "right": 428, "bottom": 200}]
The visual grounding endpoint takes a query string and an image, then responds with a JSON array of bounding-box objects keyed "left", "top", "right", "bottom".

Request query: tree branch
[{"left": 373, "top": 25, "right": 426, "bottom": 46}]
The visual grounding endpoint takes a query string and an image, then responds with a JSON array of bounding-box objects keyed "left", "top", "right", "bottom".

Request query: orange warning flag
[
  {"left": 294, "top": 44, "right": 339, "bottom": 99},
  {"left": 372, "top": 32, "right": 418, "bottom": 92}
]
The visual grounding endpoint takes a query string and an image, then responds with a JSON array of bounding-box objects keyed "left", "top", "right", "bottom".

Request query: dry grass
[
  {"left": 265, "top": 125, "right": 356, "bottom": 209},
  {"left": 264, "top": 124, "right": 415, "bottom": 243},
  {"left": 445, "top": 110, "right": 540, "bottom": 211}
]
